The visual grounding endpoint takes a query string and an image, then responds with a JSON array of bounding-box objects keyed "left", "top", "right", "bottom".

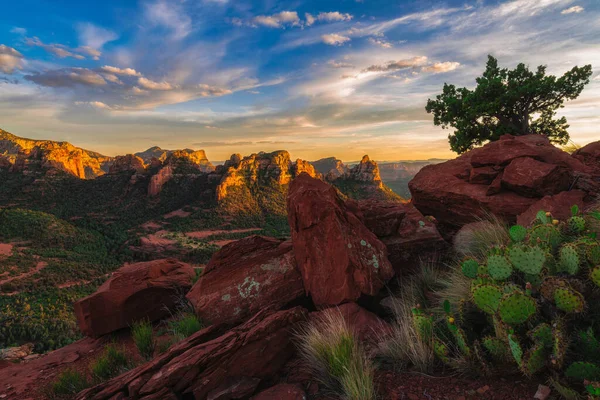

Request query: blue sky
[{"left": 0, "top": 0, "right": 599, "bottom": 161}]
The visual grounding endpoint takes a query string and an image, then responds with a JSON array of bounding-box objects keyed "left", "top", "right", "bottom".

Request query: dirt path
[{"left": 0, "top": 261, "right": 48, "bottom": 286}]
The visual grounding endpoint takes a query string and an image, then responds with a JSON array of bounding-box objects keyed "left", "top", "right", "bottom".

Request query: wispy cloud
[
  {"left": 562, "top": 5, "right": 584, "bottom": 14},
  {"left": 251, "top": 11, "right": 301, "bottom": 28},
  {"left": 0, "top": 45, "right": 24, "bottom": 74},
  {"left": 100, "top": 66, "right": 141, "bottom": 76},
  {"left": 144, "top": 0, "right": 192, "bottom": 39},
  {"left": 321, "top": 33, "right": 351, "bottom": 45},
  {"left": 76, "top": 23, "right": 118, "bottom": 55},
  {"left": 25, "top": 68, "right": 108, "bottom": 87}
]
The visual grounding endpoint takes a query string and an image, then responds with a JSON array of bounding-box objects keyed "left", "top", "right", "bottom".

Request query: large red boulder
[
  {"left": 76, "top": 307, "right": 307, "bottom": 400},
  {"left": 74, "top": 259, "right": 195, "bottom": 337},
  {"left": 287, "top": 174, "right": 394, "bottom": 306},
  {"left": 409, "top": 135, "right": 598, "bottom": 228},
  {"left": 517, "top": 190, "right": 588, "bottom": 226},
  {"left": 573, "top": 141, "right": 600, "bottom": 175},
  {"left": 348, "top": 199, "right": 447, "bottom": 275},
  {"left": 186, "top": 236, "right": 304, "bottom": 326}
]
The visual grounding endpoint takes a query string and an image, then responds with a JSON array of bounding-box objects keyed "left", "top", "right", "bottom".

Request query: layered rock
[
  {"left": 76, "top": 307, "right": 307, "bottom": 400},
  {"left": 135, "top": 147, "right": 214, "bottom": 172},
  {"left": 147, "top": 165, "right": 174, "bottom": 196},
  {"left": 187, "top": 236, "right": 304, "bottom": 326},
  {"left": 287, "top": 173, "right": 394, "bottom": 306},
  {"left": 409, "top": 135, "right": 599, "bottom": 228},
  {"left": 573, "top": 141, "right": 600, "bottom": 175},
  {"left": 74, "top": 259, "right": 195, "bottom": 337},
  {"left": 312, "top": 156, "right": 348, "bottom": 180},
  {"left": 251, "top": 383, "right": 306, "bottom": 400},
  {"left": 349, "top": 199, "right": 447, "bottom": 275},
  {"left": 0, "top": 128, "right": 112, "bottom": 179},
  {"left": 108, "top": 154, "right": 146, "bottom": 174}
]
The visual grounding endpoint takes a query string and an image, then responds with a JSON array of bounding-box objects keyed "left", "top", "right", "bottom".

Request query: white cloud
[
  {"left": 10, "top": 27, "right": 26, "bottom": 35},
  {"left": 561, "top": 6, "right": 584, "bottom": 14},
  {"left": 144, "top": 0, "right": 192, "bottom": 39},
  {"left": 363, "top": 56, "right": 428, "bottom": 72},
  {"left": 137, "top": 77, "right": 175, "bottom": 90},
  {"left": 420, "top": 61, "right": 461, "bottom": 73},
  {"left": 305, "top": 13, "right": 315, "bottom": 26},
  {"left": 368, "top": 37, "right": 393, "bottom": 48},
  {"left": 102, "top": 74, "right": 122, "bottom": 84},
  {"left": 252, "top": 11, "right": 300, "bottom": 28},
  {"left": 25, "top": 68, "right": 107, "bottom": 87},
  {"left": 76, "top": 23, "right": 118, "bottom": 54},
  {"left": 0, "top": 45, "right": 24, "bottom": 74},
  {"left": 75, "top": 101, "right": 112, "bottom": 110},
  {"left": 328, "top": 60, "right": 355, "bottom": 69},
  {"left": 322, "top": 33, "right": 351, "bottom": 46},
  {"left": 316, "top": 12, "right": 353, "bottom": 23},
  {"left": 100, "top": 65, "right": 141, "bottom": 76},
  {"left": 25, "top": 37, "right": 103, "bottom": 60}
]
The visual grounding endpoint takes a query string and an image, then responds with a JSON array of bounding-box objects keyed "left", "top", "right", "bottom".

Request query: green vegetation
[
  {"left": 90, "top": 344, "right": 131, "bottom": 382},
  {"left": 426, "top": 55, "right": 593, "bottom": 153},
  {"left": 296, "top": 309, "right": 375, "bottom": 400},
  {"left": 399, "top": 205, "right": 600, "bottom": 397},
  {"left": 131, "top": 319, "right": 155, "bottom": 360},
  {"left": 49, "top": 369, "right": 90, "bottom": 399},
  {"left": 169, "top": 313, "right": 203, "bottom": 340}
]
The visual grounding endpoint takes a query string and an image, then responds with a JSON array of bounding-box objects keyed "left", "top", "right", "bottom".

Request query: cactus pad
[
  {"left": 461, "top": 259, "right": 479, "bottom": 279},
  {"left": 559, "top": 244, "right": 581, "bottom": 275},
  {"left": 587, "top": 244, "right": 600, "bottom": 265},
  {"left": 528, "top": 224, "right": 562, "bottom": 248},
  {"left": 536, "top": 210, "right": 550, "bottom": 224},
  {"left": 508, "top": 333, "right": 523, "bottom": 365},
  {"left": 508, "top": 245, "right": 545, "bottom": 275},
  {"left": 498, "top": 292, "right": 537, "bottom": 325},
  {"left": 549, "top": 378, "right": 581, "bottom": 400},
  {"left": 568, "top": 216, "right": 586, "bottom": 234},
  {"left": 487, "top": 254, "right": 513, "bottom": 280},
  {"left": 482, "top": 336, "right": 508, "bottom": 360},
  {"left": 412, "top": 311, "right": 434, "bottom": 341},
  {"left": 554, "top": 287, "right": 585, "bottom": 313},
  {"left": 540, "top": 277, "right": 568, "bottom": 301},
  {"left": 528, "top": 323, "right": 553, "bottom": 348},
  {"left": 590, "top": 266, "right": 600, "bottom": 287},
  {"left": 433, "top": 339, "right": 449, "bottom": 364},
  {"left": 553, "top": 320, "right": 568, "bottom": 369},
  {"left": 471, "top": 284, "right": 503, "bottom": 314},
  {"left": 509, "top": 225, "right": 527, "bottom": 242},
  {"left": 522, "top": 343, "right": 548, "bottom": 376},
  {"left": 565, "top": 361, "right": 600, "bottom": 381}
]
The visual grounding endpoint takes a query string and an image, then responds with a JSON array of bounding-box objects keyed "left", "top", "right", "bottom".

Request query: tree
[{"left": 425, "top": 56, "right": 592, "bottom": 154}]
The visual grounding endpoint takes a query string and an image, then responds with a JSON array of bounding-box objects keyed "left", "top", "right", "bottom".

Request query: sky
[{"left": 0, "top": 0, "right": 599, "bottom": 162}]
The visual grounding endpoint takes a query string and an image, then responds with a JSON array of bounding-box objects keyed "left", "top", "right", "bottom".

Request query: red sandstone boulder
[
  {"left": 186, "top": 236, "right": 304, "bottom": 326},
  {"left": 501, "top": 157, "right": 572, "bottom": 197},
  {"left": 287, "top": 174, "right": 394, "bottom": 306},
  {"left": 251, "top": 383, "right": 306, "bottom": 400},
  {"left": 409, "top": 135, "right": 598, "bottom": 228},
  {"left": 109, "top": 154, "right": 146, "bottom": 174},
  {"left": 349, "top": 199, "right": 447, "bottom": 275},
  {"left": 74, "top": 259, "right": 195, "bottom": 337},
  {"left": 573, "top": 141, "right": 600, "bottom": 175},
  {"left": 76, "top": 307, "right": 307, "bottom": 400},
  {"left": 517, "top": 190, "right": 588, "bottom": 226}
]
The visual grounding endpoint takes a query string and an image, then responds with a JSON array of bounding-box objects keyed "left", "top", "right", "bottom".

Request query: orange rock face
[
  {"left": 287, "top": 173, "right": 394, "bottom": 306},
  {"left": 73, "top": 259, "right": 195, "bottom": 337},
  {"left": 109, "top": 154, "right": 146, "bottom": 174}
]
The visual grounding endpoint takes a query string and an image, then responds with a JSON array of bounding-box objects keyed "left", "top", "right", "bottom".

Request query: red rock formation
[
  {"left": 108, "top": 154, "right": 146, "bottom": 174},
  {"left": 251, "top": 383, "right": 306, "bottom": 400},
  {"left": 186, "top": 236, "right": 304, "bottom": 326},
  {"left": 292, "top": 158, "right": 321, "bottom": 179},
  {"left": 349, "top": 199, "right": 447, "bottom": 275},
  {"left": 287, "top": 173, "right": 394, "bottom": 306},
  {"left": 347, "top": 155, "right": 383, "bottom": 186},
  {"left": 409, "top": 135, "right": 598, "bottom": 227},
  {"left": 573, "top": 141, "right": 600, "bottom": 175},
  {"left": 75, "top": 307, "right": 307, "bottom": 400},
  {"left": 517, "top": 190, "right": 588, "bottom": 226},
  {"left": 74, "top": 259, "right": 195, "bottom": 337},
  {"left": 147, "top": 165, "right": 173, "bottom": 196},
  {"left": 312, "top": 157, "right": 348, "bottom": 180}
]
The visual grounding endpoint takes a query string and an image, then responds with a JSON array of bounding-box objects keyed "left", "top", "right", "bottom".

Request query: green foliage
[
  {"left": 507, "top": 245, "right": 545, "bottom": 275},
  {"left": 426, "top": 55, "right": 593, "bottom": 153},
  {"left": 559, "top": 244, "right": 581, "bottom": 275},
  {"left": 497, "top": 292, "right": 536, "bottom": 325},
  {"left": 565, "top": 362, "right": 600, "bottom": 381},
  {"left": 554, "top": 287, "right": 585, "bottom": 314},
  {"left": 131, "top": 319, "right": 155, "bottom": 360},
  {"left": 509, "top": 225, "right": 527, "bottom": 243},
  {"left": 168, "top": 313, "right": 203, "bottom": 340},
  {"left": 487, "top": 254, "right": 513, "bottom": 280},
  {"left": 471, "top": 284, "right": 502, "bottom": 314},
  {"left": 49, "top": 369, "right": 90, "bottom": 399},
  {"left": 90, "top": 344, "right": 131, "bottom": 382}
]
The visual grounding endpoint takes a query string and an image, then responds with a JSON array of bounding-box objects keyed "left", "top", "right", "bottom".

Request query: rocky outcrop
[
  {"left": 347, "top": 155, "right": 383, "bottom": 185},
  {"left": 573, "top": 141, "right": 600, "bottom": 175},
  {"left": 312, "top": 156, "right": 348, "bottom": 180},
  {"left": 287, "top": 173, "right": 394, "bottom": 306},
  {"left": 74, "top": 259, "right": 195, "bottom": 337},
  {"left": 135, "top": 147, "right": 214, "bottom": 172},
  {"left": 0, "top": 128, "right": 112, "bottom": 179},
  {"left": 292, "top": 158, "right": 321, "bottom": 179},
  {"left": 517, "top": 190, "right": 588, "bottom": 226},
  {"left": 251, "top": 383, "right": 306, "bottom": 400},
  {"left": 108, "top": 154, "right": 146, "bottom": 174},
  {"left": 76, "top": 307, "right": 307, "bottom": 400},
  {"left": 349, "top": 199, "right": 447, "bottom": 275},
  {"left": 186, "top": 236, "right": 304, "bottom": 326},
  {"left": 147, "top": 165, "right": 174, "bottom": 197},
  {"left": 409, "top": 135, "right": 599, "bottom": 228}
]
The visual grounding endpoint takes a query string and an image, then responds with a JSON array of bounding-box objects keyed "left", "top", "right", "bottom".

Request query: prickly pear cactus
[
  {"left": 487, "top": 254, "right": 512, "bottom": 280},
  {"left": 482, "top": 336, "right": 508, "bottom": 360},
  {"left": 461, "top": 258, "right": 479, "bottom": 279},
  {"left": 568, "top": 216, "right": 586, "bottom": 234},
  {"left": 508, "top": 333, "right": 523, "bottom": 365},
  {"left": 588, "top": 244, "right": 600, "bottom": 265},
  {"left": 498, "top": 292, "right": 537, "bottom": 325},
  {"left": 528, "top": 323, "right": 553, "bottom": 348},
  {"left": 471, "top": 284, "right": 503, "bottom": 314},
  {"left": 507, "top": 245, "right": 546, "bottom": 275},
  {"left": 412, "top": 308, "right": 433, "bottom": 341},
  {"left": 522, "top": 343, "right": 548, "bottom": 376},
  {"left": 509, "top": 225, "right": 527, "bottom": 243},
  {"left": 565, "top": 361, "right": 600, "bottom": 381},
  {"left": 528, "top": 224, "right": 562, "bottom": 248},
  {"left": 560, "top": 244, "right": 581, "bottom": 275},
  {"left": 554, "top": 287, "right": 585, "bottom": 313}
]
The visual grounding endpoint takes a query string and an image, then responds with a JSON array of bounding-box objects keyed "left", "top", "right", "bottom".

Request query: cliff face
[
  {"left": 136, "top": 147, "right": 214, "bottom": 173},
  {"left": 0, "top": 129, "right": 112, "bottom": 179},
  {"left": 312, "top": 157, "right": 348, "bottom": 180}
]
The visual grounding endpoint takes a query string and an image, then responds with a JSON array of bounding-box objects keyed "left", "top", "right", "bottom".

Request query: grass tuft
[
  {"left": 453, "top": 214, "right": 508, "bottom": 260},
  {"left": 90, "top": 344, "right": 131, "bottom": 383},
  {"left": 169, "top": 313, "right": 203, "bottom": 340},
  {"left": 49, "top": 368, "right": 89, "bottom": 399},
  {"left": 131, "top": 319, "right": 155, "bottom": 360},
  {"left": 296, "top": 309, "right": 375, "bottom": 400}
]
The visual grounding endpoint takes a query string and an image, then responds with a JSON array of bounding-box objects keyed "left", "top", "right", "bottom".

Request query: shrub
[
  {"left": 411, "top": 206, "right": 600, "bottom": 395},
  {"left": 296, "top": 309, "right": 375, "bottom": 400},
  {"left": 90, "top": 344, "right": 131, "bottom": 382},
  {"left": 131, "top": 319, "right": 155, "bottom": 360},
  {"left": 169, "top": 313, "right": 203, "bottom": 340},
  {"left": 49, "top": 368, "right": 89, "bottom": 399}
]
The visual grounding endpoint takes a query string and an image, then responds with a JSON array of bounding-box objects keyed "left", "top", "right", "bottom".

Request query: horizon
[{"left": 1, "top": 0, "right": 599, "bottom": 161}]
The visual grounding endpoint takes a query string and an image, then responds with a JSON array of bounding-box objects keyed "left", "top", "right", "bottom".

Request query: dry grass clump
[
  {"left": 296, "top": 309, "right": 375, "bottom": 400},
  {"left": 561, "top": 140, "right": 582, "bottom": 154},
  {"left": 453, "top": 214, "right": 509, "bottom": 259}
]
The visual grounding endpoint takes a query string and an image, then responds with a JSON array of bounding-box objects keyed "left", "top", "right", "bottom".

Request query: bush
[
  {"left": 49, "top": 368, "right": 89, "bottom": 399},
  {"left": 410, "top": 206, "right": 600, "bottom": 396},
  {"left": 90, "top": 344, "right": 131, "bottom": 382},
  {"left": 296, "top": 309, "right": 375, "bottom": 400},
  {"left": 169, "top": 313, "right": 203, "bottom": 340},
  {"left": 131, "top": 319, "right": 155, "bottom": 360}
]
